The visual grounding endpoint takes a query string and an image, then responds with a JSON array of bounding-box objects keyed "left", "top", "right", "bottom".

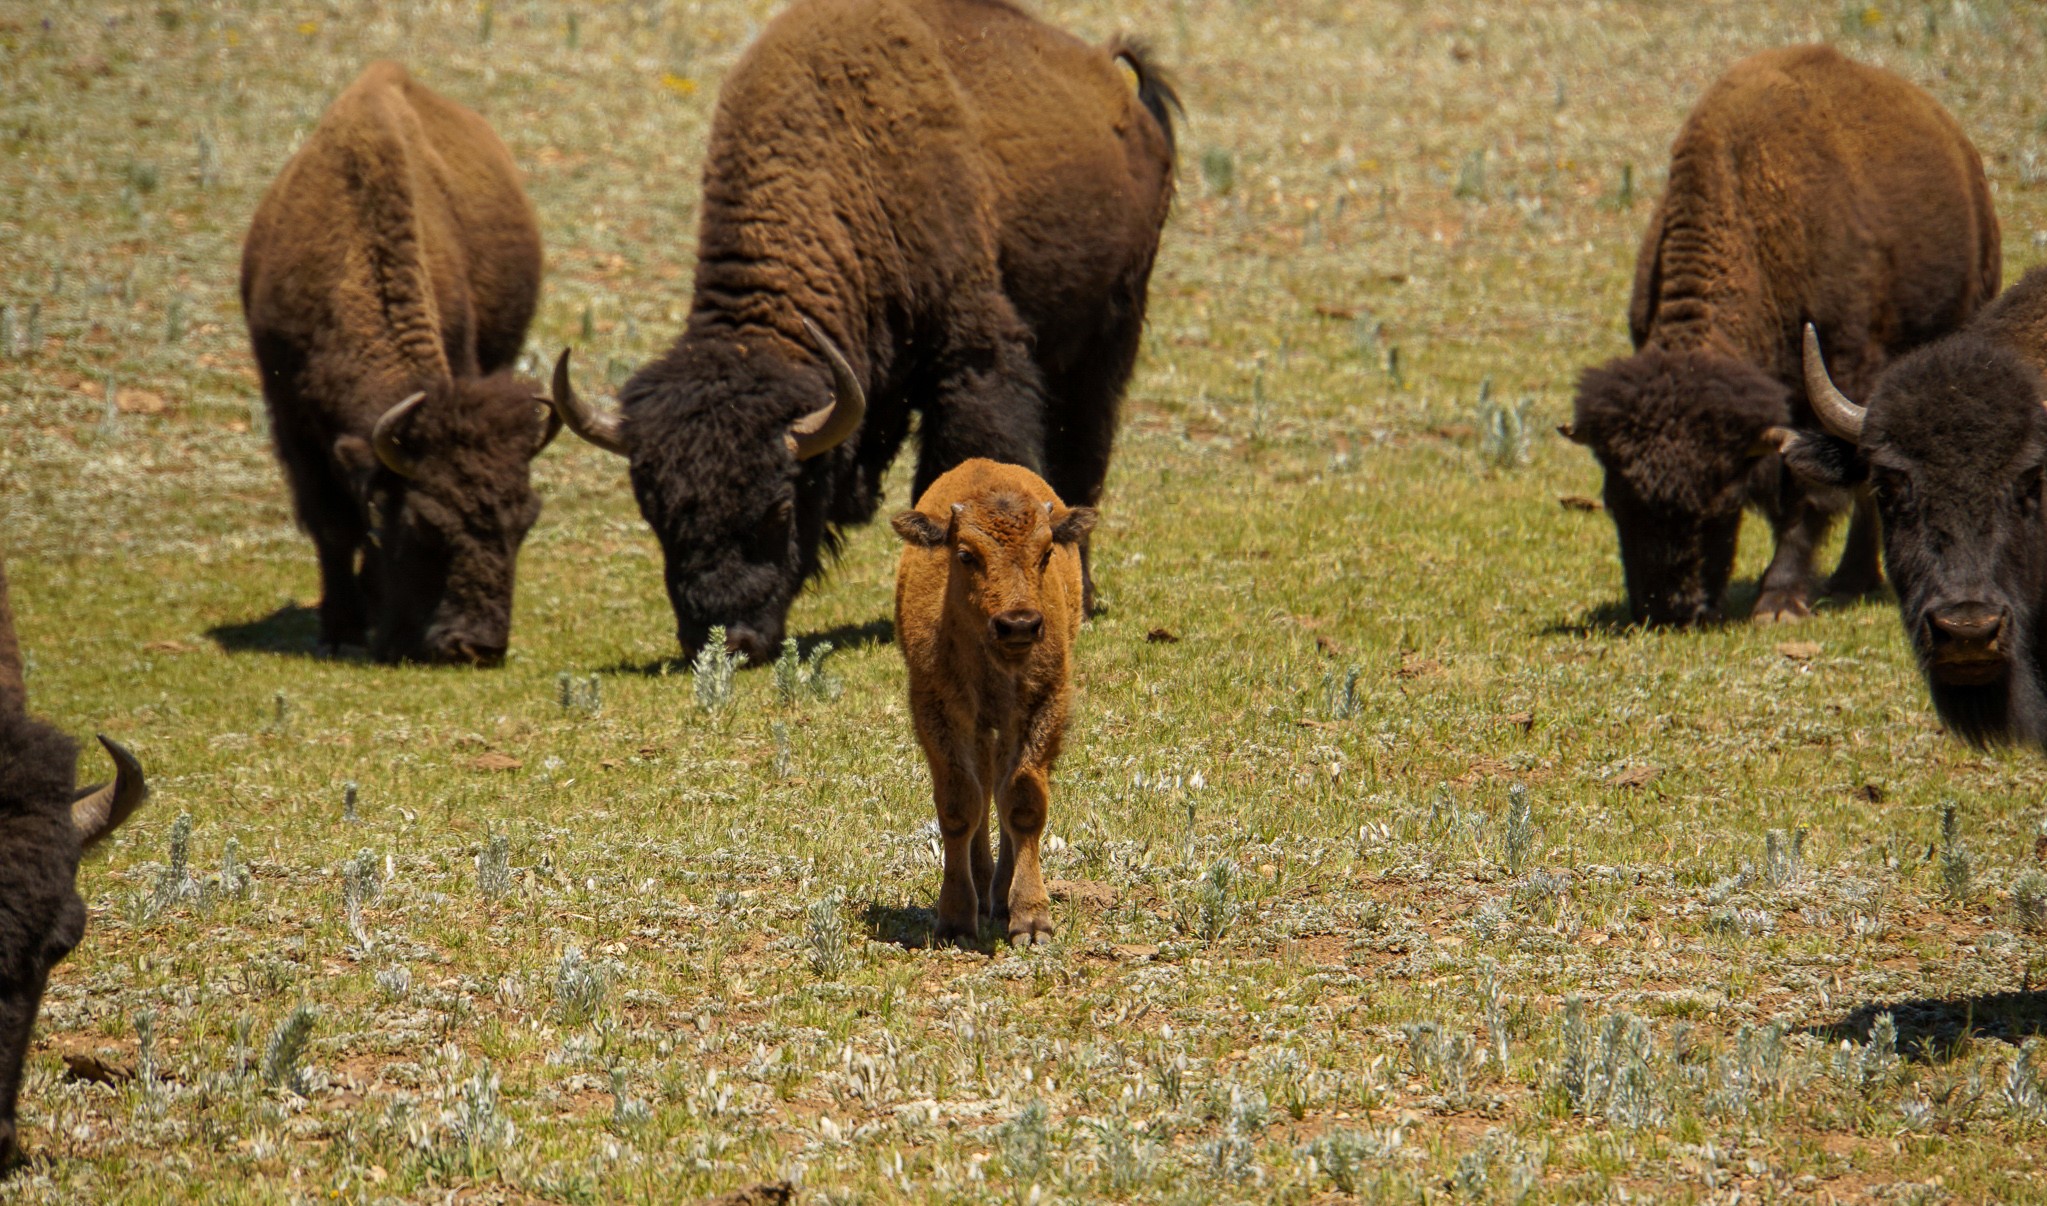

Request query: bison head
[
  {"left": 335, "top": 374, "right": 556, "bottom": 666},
  {"left": 893, "top": 490, "right": 1095, "bottom": 663},
  {"left": 0, "top": 720, "right": 146, "bottom": 1165},
  {"left": 547, "top": 320, "right": 864, "bottom": 664},
  {"left": 1564, "top": 349, "right": 1792, "bottom": 626},
  {"left": 1784, "top": 325, "right": 2047, "bottom": 745}
]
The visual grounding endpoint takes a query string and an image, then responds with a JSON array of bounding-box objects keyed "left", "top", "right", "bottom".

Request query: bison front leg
[
  {"left": 993, "top": 765, "right": 1055, "bottom": 947},
  {"left": 1824, "top": 490, "right": 1883, "bottom": 598},
  {"left": 929, "top": 760, "right": 989, "bottom": 945},
  {"left": 312, "top": 527, "right": 369, "bottom": 653},
  {"left": 1753, "top": 498, "right": 1832, "bottom": 624}
]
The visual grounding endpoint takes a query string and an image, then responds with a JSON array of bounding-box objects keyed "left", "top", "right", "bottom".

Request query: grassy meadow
[{"left": 8, "top": 0, "right": 2047, "bottom": 1201}]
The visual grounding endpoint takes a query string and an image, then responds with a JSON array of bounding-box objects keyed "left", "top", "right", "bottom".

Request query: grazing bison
[
  {"left": 0, "top": 557, "right": 148, "bottom": 1165},
  {"left": 242, "top": 61, "right": 556, "bottom": 665},
  {"left": 1787, "top": 270, "right": 2047, "bottom": 746},
  {"left": 1561, "top": 45, "right": 1997, "bottom": 627},
  {"left": 893, "top": 460, "right": 1093, "bottom": 946},
  {"left": 548, "top": 0, "right": 1177, "bottom": 662}
]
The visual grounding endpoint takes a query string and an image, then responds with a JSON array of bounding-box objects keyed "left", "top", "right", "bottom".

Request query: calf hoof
[
  {"left": 1750, "top": 590, "right": 1812, "bottom": 625},
  {"left": 1007, "top": 907, "right": 1054, "bottom": 948},
  {"left": 934, "top": 911, "right": 980, "bottom": 947}
]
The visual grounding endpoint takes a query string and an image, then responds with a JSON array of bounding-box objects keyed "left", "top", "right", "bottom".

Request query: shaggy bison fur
[
  {"left": 1786, "top": 270, "right": 2047, "bottom": 747},
  {"left": 893, "top": 460, "right": 1094, "bottom": 946},
  {"left": 549, "top": 0, "right": 1177, "bottom": 663},
  {"left": 1564, "top": 45, "right": 1998, "bottom": 627},
  {"left": 242, "top": 61, "right": 556, "bottom": 665}
]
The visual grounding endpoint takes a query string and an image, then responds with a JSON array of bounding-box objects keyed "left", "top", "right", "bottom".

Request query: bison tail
[{"left": 1111, "top": 37, "right": 1181, "bottom": 165}]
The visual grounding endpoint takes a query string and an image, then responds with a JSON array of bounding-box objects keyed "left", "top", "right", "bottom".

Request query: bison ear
[
  {"left": 333, "top": 436, "right": 379, "bottom": 498},
  {"left": 1748, "top": 426, "right": 1794, "bottom": 458},
  {"left": 891, "top": 510, "right": 948, "bottom": 548},
  {"left": 1051, "top": 506, "right": 1098, "bottom": 545},
  {"left": 1777, "top": 429, "right": 1867, "bottom": 490}
]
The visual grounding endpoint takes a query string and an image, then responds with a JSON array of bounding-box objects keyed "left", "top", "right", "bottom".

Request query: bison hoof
[
  {"left": 934, "top": 914, "right": 980, "bottom": 946},
  {"left": 1007, "top": 911, "right": 1054, "bottom": 947},
  {"left": 1751, "top": 591, "right": 1812, "bottom": 625}
]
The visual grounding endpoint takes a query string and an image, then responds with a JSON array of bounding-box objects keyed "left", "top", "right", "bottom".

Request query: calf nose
[
  {"left": 989, "top": 609, "right": 1044, "bottom": 647},
  {"left": 1929, "top": 602, "right": 2004, "bottom": 647}
]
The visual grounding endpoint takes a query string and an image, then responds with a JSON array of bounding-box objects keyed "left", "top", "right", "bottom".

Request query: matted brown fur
[
  {"left": 893, "top": 460, "right": 1095, "bottom": 946},
  {"left": 241, "top": 61, "right": 550, "bottom": 664},
  {"left": 1569, "top": 44, "right": 1998, "bottom": 627}
]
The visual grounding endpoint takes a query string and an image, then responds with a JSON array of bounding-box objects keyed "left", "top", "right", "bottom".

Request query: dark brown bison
[
  {"left": 0, "top": 557, "right": 148, "bottom": 1165},
  {"left": 1787, "top": 270, "right": 2047, "bottom": 746},
  {"left": 242, "top": 61, "right": 556, "bottom": 665},
  {"left": 1561, "top": 45, "right": 1997, "bottom": 627},
  {"left": 548, "top": 0, "right": 1177, "bottom": 662},
  {"left": 893, "top": 460, "right": 1092, "bottom": 946}
]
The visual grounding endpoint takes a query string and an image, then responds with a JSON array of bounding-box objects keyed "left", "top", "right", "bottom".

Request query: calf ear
[
  {"left": 1051, "top": 506, "right": 1098, "bottom": 545},
  {"left": 1776, "top": 429, "right": 1867, "bottom": 489},
  {"left": 891, "top": 510, "right": 948, "bottom": 548}
]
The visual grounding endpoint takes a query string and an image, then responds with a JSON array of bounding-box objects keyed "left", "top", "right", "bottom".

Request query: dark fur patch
[{"left": 1572, "top": 349, "right": 1791, "bottom": 513}]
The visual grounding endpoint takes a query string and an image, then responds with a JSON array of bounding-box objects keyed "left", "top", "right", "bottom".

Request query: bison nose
[
  {"left": 989, "top": 609, "right": 1044, "bottom": 648},
  {"left": 1929, "top": 602, "right": 2004, "bottom": 647},
  {"left": 723, "top": 625, "right": 777, "bottom": 666}
]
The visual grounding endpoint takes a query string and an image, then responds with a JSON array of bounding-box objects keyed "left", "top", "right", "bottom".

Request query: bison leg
[
  {"left": 930, "top": 760, "right": 989, "bottom": 945},
  {"left": 1824, "top": 491, "right": 1883, "bottom": 598},
  {"left": 993, "top": 765, "right": 1055, "bottom": 947},
  {"left": 1753, "top": 499, "right": 1833, "bottom": 624},
  {"left": 1041, "top": 295, "right": 1146, "bottom": 615},
  {"left": 313, "top": 528, "right": 369, "bottom": 653},
  {"left": 911, "top": 333, "right": 1048, "bottom": 503}
]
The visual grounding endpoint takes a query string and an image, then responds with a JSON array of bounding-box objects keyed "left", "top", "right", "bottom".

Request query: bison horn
[
  {"left": 547, "top": 349, "right": 629, "bottom": 456},
  {"left": 787, "top": 317, "right": 867, "bottom": 460},
  {"left": 370, "top": 391, "right": 427, "bottom": 478},
  {"left": 71, "top": 735, "right": 148, "bottom": 850},
  {"left": 1802, "top": 324, "right": 1866, "bottom": 443}
]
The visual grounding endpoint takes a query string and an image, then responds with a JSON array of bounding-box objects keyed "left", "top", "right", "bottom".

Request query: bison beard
[
  {"left": 1564, "top": 44, "right": 1998, "bottom": 627},
  {"left": 241, "top": 62, "right": 553, "bottom": 665},
  {"left": 547, "top": 0, "right": 1178, "bottom": 663},
  {"left": 893, "top": 460, "right": 1094, "bottom": 947},
  {"left": 1786, "top": 280, "right": 2047, "bottom": 748}
]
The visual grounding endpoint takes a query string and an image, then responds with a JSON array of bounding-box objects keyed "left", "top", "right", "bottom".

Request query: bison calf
[
  {"left": 0, "top": 558, "right": 147, "bottom": 1165},
  {"left": 1562, "top": 45, "right": 1997, "bottom": 627},
  {"left": 893, "top": 460, "right": 1095, "bottom": 946},
  {"left": 242, "top": 62, "right": 556, "bottom": 665}
]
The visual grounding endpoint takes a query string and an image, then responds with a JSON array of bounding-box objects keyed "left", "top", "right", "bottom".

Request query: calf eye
[
  {"left": 1039, "top": 547, "right": 1053, "bottom": 572},
  {"left": 956, "top": 548, "right": 979, "bottom": 569}
]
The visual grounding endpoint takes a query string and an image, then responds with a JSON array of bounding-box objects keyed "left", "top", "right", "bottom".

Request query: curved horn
[
  {"left": 1801, "top": 323, "right": 1866, "bottom": 443},
  {"left": 370, "top": 391, "right": 427, "bottom": 478},
  {"left": 531, "top": 396, "right": 564, "bottom": 456},
  {"left": 71, "top": 736, "right": 148, "bottom": 850},
  {"left": 787, "top": 317, "right": 867, "bottom": 460},
  {"left": 547, "top": 349, "right": 629, "bottom": 456}
]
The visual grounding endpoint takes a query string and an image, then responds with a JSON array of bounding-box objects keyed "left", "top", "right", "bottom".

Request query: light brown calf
[{"left": 893, "top": 460, "right": 1095, "bottom": 945}]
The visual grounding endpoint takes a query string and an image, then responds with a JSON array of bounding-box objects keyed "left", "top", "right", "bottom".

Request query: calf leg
[
  {"left": 993, "top": 765, "right": 1055, "bottom": 946},
  {"left": 1753, "top": 501, "right": 1833, "bottom": 625},
  {"left": 1825, "top": 490, "right": 1883, "bottom": 598},
  {"left": 929, "top": 759, "right": 988, "bottom": 944}
]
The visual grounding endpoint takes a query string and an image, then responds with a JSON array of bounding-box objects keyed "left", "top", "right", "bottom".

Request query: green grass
[{"left": 7, "top": 0, "right": 2047, "bottom": 1201}]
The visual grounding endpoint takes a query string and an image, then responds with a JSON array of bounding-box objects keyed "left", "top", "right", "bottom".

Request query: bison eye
[
  {"left": 1871, "top": 467, "right": 1912, "bottom": 510},
  {"left": 1038, "top": 547, "right": 1053, "bottom": 572},
  {"left": 2016, "top": 466, "right": 2045, "bottom": 516},
  {"left": 956, "top": 547, "right": 980, "bottom": 570}
]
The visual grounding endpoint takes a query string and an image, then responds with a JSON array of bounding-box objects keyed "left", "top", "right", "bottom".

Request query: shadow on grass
[
  {"left": 1543, "top": 579, "right": 1893, "bottom": 639},
  {"left": 206, "top": 604, "right": 329, "bottom": 657},
  {"left": 1540, "top": 598, "right": 1637, "bottom": 637},
  {"left": 599, "top": 616, "right": 894, "bottom": 677},
  {"left": 1812, "top": 990, "right": 2047, "bottom": 1059},
  {"left": 861, "top": 899, "right": 937, "bottom": 950}
]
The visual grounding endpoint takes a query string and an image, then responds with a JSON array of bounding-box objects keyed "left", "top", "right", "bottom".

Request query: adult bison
[
  {"left": 548, "top": 0, "right": 1177, "bottom": 662},
  {"left": 0, "top": 557, "right": 148, "bottom": 1165},
  {"left": 1561, "top": 45, "right": 1997, "bottom": 627},
  {"left": 1788, "top": 270, "right": 2047, "bottom": 747},
  {"left": 893, "top": 460, "right": 1093, "bottom": 945},
  {"left": 242, "top": 61, "right": 556, "bottom": 665}
]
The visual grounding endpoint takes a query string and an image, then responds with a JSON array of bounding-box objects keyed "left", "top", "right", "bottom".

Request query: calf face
[
  {"left": 893, "top": 498, "right": 1096, "bottom": 660},
  {"left": 1785, "top": 331, "right": 2047, "bottom": 744},
  {"left": 0, "top": 719, "right": 145, "bottom": 1165},
  {"left": 344, "top": 376, "right": 555, "bottom": 665},
  {"left": 1565, "top": 349, "right": 1791, "bottom": 625}
]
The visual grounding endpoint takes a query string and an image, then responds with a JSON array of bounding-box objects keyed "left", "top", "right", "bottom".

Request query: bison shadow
[
  {"left": 859, "top": 897, "right": 1002, "bottom": 954},
  {"left": 1542, "top": 582, "right": 1891, "bottom": 638},
  {"left": 1809, "top": 988, "right": 2047, "bottom": 1061},
  {"left": 598, "top": 618, "right": 894, "bottom": 678},
  {"left": 206, "top": 604, "right": 337, "bottom": 658}
]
